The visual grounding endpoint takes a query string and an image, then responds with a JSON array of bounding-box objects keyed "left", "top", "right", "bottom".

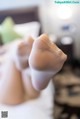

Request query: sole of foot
[
  {"left": 17, "top": 36, "right": 34, "bottom": 70},
  {"left": 29, "top": 34, "right": 67, "bottom": 90}
]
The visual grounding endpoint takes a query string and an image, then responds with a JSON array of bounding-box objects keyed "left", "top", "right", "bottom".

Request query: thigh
[{"left": 0, "top": 61, "right": 25, "bottom": 105}]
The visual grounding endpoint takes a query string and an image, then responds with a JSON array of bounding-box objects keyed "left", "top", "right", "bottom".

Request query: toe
[
  {"left": 32, "top": 34, "right": 51, "bottom": 51},
  {"left": 17, "top": 36, "right": 34, "bottom": 69},
  {"left": 18, "top": 36, "right": 34, "bottom": 56},
  {"left": 25, "top": 36, "right": 34, "bottom": 45}
]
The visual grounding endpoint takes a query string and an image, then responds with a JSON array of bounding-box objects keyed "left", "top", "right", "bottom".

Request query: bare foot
[{"left": 29, "top": 34, "right": 67, "bottom": 90}]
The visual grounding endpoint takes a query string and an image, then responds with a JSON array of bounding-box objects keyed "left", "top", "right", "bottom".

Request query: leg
[
  {"left": 29, "top": 34, "right": 67, "bottom": 90},
  {"left": 0, "top": 60, "right": 25, "bottom": 105},
  {"left": 0, "top": 37, "right": 40, "bottom": 105}
]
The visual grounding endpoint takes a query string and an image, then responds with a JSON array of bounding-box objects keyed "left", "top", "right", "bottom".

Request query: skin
[
  {"left": 0, "top": 34, "right": 67, "bottom": 105},
  {"left": 29, "top": 34, "right": 67, "bottom": 90}
]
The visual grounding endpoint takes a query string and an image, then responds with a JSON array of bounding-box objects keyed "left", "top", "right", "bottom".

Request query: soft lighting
[
  {"left": 57, "top": 6, "right": 73, "bottom": 20},
  {"left": 61, "top": 37, "right": 73, "bottom": 45}
]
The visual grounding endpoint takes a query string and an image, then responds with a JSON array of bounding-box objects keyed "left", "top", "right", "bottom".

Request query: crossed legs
[{"left": 0, "top": 34, "right": 67, "bottom": 105}]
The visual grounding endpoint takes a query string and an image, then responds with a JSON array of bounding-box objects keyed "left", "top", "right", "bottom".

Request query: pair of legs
[{"left": 0, "top": 34, "right": 67, "bottom": 105}]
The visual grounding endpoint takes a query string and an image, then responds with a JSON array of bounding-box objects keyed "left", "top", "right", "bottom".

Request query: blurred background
[{"left": 0, "top": 0, "right": 80, "bottom": 119}]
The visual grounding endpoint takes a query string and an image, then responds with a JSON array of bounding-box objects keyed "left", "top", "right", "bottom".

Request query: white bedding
[
  {"left": 0, "top": 81, "right": 54, "bottom": 119},
  {"left": 14, "top": 22, "right": 40, "bottom": 39},
  {"left": 0, "top": 21, "right": 54, "bottom": 119}
]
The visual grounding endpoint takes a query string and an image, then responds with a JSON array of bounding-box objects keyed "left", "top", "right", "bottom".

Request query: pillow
[
  {"left": 1, "top": 17, "right": 14, "bottom": 29},
  {"left": 0, "top": 17, "right": 22, "bottom": 44},
  {"left": 14, "top": 22, "right": 40, "bottom": 39}
]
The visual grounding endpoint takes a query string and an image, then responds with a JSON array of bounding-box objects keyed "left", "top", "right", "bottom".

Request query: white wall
[
  {"left": 39, "top": 0, "right": 80, "bottom": 58},
  {"left": 0, "top": 0, "right": 42, "bottom": 10}
]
